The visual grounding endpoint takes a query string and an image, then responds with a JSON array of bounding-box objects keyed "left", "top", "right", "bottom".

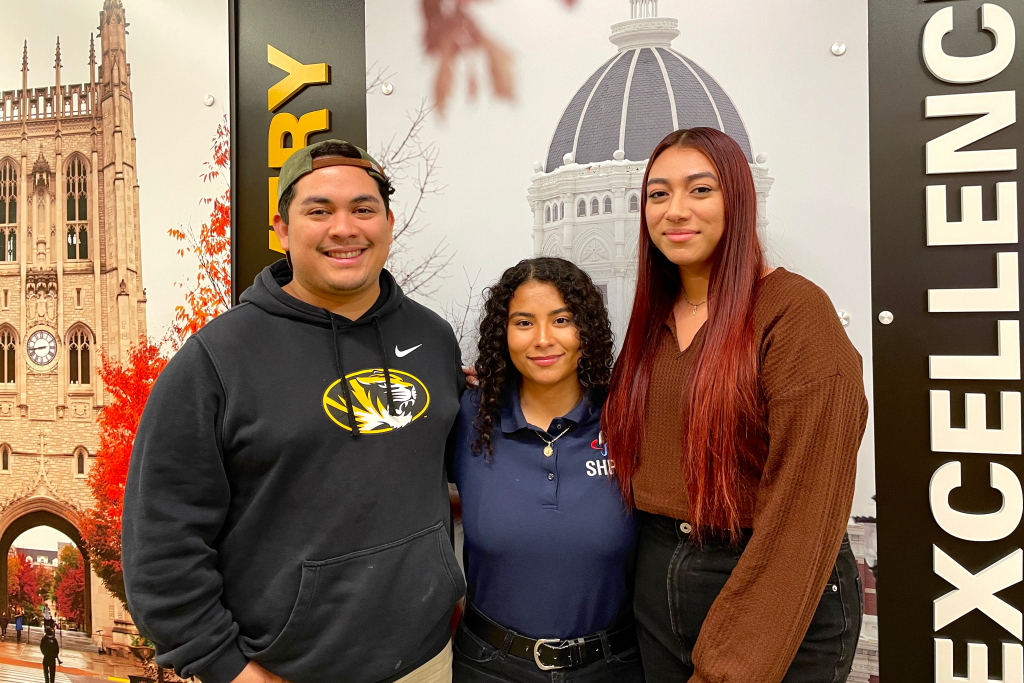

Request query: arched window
[
  {"left": 560, "top": 203, "right": 564, "bottom": 220},
  {"left": 0, "top": 161, "right": 16, "bottom": 262},
  {"left": 66, "top": 157, "right": 88, "bottom": 260},
  {"left": 604, "top": 196, "right": 613, "bottom": 214},
  {"left": 590, "top": 198, "right": 599, "bottom": 215},
  {"left": 75, "top": 447, "right": 88, "bottom": 476},
  {"left": 68, "top": 327, "right": 91, "bottom": 385},
  {"left": 1, "top": 444, "right": 9, "bottom": 473},
  {"left": 545, "top": 206, "right": 551, "bottom": 223},
  {"left": 577, "top": 199, "right": 586, "bottom": 217},
  {"left": 628, "top": 194, "right": 640, "bottom": 212},
  {"left": 0, "top": 328, "right": 14, "bottom": 385}
]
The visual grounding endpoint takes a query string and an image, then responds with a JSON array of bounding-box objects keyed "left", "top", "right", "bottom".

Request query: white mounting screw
[
  {"left": 837, "top": 310, "right": 851, "bottom": 327},
  {"left": 878, "top": 311, "right": 894, "bottom": 325},
  {"left": 831, "top": 42, "right": 847, "bottom": 56},
  {"left": 203, "top": 94, "right": 215, "bottom": 107},
  {"left": 381, "top": 82, "right": 394, "bottom": 96}
]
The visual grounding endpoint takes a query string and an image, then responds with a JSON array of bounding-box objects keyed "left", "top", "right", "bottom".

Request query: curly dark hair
[{"left": 472, "top": 257, "right": 614, "bottom": 457}]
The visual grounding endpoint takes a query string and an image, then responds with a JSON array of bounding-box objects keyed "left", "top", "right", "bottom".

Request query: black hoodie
[{"left": 122, "top": 261, "right": 466, "bottom": 683}]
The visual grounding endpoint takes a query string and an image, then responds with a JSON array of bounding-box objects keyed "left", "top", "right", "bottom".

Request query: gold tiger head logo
[{"left": 323, "top": 369, "right": 430, "bottom": 433}]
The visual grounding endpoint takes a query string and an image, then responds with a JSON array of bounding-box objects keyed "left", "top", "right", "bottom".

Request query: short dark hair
[{"left": 277, "top": 141, "right": 395, "bottom": 224}]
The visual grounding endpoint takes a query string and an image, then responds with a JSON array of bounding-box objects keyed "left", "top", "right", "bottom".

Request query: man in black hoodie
[
  {"left": 122, "top": 140, "right": 466, "bottom": 683},
  {"left": 40, "top": 627, "right": 60, "bottom": 683}
]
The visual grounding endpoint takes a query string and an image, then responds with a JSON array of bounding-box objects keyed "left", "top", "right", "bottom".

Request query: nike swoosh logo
[{"left": 395, "top": 344, "right": 422, "bottom": 358}]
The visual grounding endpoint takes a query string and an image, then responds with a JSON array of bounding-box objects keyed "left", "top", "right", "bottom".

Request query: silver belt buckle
[{"left": 533, "top": 638, "right": 564, "bottom": 670}]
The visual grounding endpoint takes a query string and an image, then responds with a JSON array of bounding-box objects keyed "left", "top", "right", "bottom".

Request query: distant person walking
[
  {"left": 40, "top": 628, "right": 60, "bottom": 683},
  {"left": 15, "top": 611, "right": 23, "bottom": 645},
  {"left": 42, "top": 605, "right": 54, "bottom": 633},
  {"left": 0, "top": 610, "right": 8, "bottom": 642}
]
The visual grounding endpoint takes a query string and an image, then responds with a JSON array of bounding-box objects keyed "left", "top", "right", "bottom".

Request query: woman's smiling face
[
  {"left": 506, "top": 281, "right": 581, "bottom": 390},
  {"left": 645, "top": 146, "right": 726, "bottom": 271}
]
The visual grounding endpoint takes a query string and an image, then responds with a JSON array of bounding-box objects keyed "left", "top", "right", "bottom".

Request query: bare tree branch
[
  {"left": 443, "top": 269, "right": 483, "bottom": 362},
  {"left": 372, "top": 95, "right": 453, "bottom": 298},
  {"left": 365, "top": 61, "right": 396, "bottom": 94}
]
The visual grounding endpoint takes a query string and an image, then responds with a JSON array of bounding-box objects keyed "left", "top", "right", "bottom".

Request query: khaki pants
[{"left": 395, "top": 640, "right": 452, "bottom": 683}]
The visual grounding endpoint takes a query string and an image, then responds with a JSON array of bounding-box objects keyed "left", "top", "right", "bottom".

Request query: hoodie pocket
[{"left": 251, "top": 520, "right": 466, "bottom": 683}]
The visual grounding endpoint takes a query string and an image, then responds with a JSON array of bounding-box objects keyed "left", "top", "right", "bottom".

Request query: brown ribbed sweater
[{"left": 633, "top": 268, "right": 868, "bottom": 683}]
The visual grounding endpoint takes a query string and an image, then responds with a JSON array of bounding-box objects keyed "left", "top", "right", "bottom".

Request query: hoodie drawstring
[
  {"left": 330, "top": 315, "right": 361, "bottom": 436},
  {"left": 374, "top": 318, "right": 397, "bottom": 417}
]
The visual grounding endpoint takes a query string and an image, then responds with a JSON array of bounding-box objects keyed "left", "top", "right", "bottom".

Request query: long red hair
[{"left": 604, "top": 127, "right": 767, "bottom": 541}]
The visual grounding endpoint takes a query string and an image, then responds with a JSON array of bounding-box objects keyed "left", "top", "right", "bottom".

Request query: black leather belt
[{"left": 462, "top": 606, "right": 637, "bottom": 671}]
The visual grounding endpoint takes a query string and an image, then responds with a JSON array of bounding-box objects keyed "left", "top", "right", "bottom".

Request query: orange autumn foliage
[
  {"left": 81, "top": 342, "right": 168, "bottom": 605},
  {"left": 82, "top": 122, "right": 232, "bottom": 606},
  {"left": 168, "top": 118, "right": 232, "bottom": 342}
]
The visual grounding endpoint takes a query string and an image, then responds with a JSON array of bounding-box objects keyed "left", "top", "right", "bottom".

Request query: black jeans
[
  {"left": 634, "top": 511, "right": 862, "bottom": 683},
  {"left": 43, "top": 659, "right": 56, "bottom": 683},
  {"left": 452, "top": 613, "right": 645, "bottom": 682}
]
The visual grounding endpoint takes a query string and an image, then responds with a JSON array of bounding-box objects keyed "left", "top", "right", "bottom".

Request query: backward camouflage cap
[{"left": 277, "top": 139, "right": 389, "bottom": 208}]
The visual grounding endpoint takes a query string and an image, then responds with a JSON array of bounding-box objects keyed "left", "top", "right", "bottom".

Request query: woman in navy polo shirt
[{"left": 451, "top": 257, "right": 643, "bottom": 682}]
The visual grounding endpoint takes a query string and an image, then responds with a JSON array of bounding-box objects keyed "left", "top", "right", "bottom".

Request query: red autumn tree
[
  {"left": 34, "top": 564, "right": 54, "bottom": 604},
  {"left": 168, "top": 117, "right": 231, "bottom": 343},
  {"left": 7, "top": 551, "right": 40, "bottom": 622},
  {"left": 54, "top": 545, "right": 85, "bottom": 628},
  {"left": 81, "top": 342, "right": 168, "bottom": 605},
  {"left": 82, "top": 122, "right": 230, "bottom": 608}
]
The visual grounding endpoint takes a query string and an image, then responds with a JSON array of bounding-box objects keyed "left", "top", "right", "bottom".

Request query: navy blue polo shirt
[{"left": 452, "top": 387, "right": 637, "bottom": 639}]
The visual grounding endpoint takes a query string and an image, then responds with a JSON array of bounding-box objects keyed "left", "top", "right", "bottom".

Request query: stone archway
[{"left": 0, "top": 497, "right": 93, "bottom": 635}]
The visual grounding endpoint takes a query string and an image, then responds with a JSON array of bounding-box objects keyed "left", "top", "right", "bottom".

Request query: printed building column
[
  {"left": 56, "top": 130, "right": 66, "bottom": 414},
  {"left": 90, "top": 137, "right": 104, "bottom": 407},
  {"left": 17, "top": 132, "right": 27, "bottom": 411}
]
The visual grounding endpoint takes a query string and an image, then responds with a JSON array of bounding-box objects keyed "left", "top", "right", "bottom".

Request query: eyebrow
[
  {"left": 300, "top": 195, "right": 334, "bottom": 206},
  {"left": 509, "top": 307, "right": 571, "bottom": 318},
  {"left": 647, "top": 171, "right": 718, "bottom": 186},
  {"left": 350, "top": 193, "right": 381, "bottom": 205},
  {"left": 300, "top": 194, "right": 381, "bottom": 207}
]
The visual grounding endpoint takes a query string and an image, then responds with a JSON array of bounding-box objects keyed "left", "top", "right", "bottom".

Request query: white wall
[{"left": 366, "top": 0, "right": 875, "bottom": 516}]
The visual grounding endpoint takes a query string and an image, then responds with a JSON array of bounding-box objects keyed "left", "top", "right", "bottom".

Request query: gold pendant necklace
[
  {"left": 681, "top": 291, "right": 708, "bottom": 316},
  {"left": 536, "top": 425, "right": 571, "bottom": 457}
]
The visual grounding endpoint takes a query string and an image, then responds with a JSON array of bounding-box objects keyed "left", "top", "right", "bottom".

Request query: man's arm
[{"left": 121, "top": 337, "right": 248, "bottom": 683}]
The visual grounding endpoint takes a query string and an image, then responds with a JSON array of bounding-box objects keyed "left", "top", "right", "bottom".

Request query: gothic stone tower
[{"left": 0, "top": 0, "right": 146, "bottom": 640}]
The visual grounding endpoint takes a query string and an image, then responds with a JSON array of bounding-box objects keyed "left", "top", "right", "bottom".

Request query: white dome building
[{"left": 528, "top": 0, "right": 774, "bottom": 342}]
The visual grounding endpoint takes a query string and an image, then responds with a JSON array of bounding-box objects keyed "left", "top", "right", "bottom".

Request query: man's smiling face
[{"left": 273, "top": 164, "right": 394, "bottom": 300}]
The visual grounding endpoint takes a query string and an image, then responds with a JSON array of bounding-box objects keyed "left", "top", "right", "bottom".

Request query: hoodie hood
[{"left": 239, "top": 258, "right": 403, "bottom": 329}]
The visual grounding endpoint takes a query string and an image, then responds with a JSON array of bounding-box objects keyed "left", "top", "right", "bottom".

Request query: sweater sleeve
[
  {"left": 121, "top": 337, "right": 249, "bottom": 683},
  {"left": 689, "top": 281, "right": 869, "bottom": 683}
]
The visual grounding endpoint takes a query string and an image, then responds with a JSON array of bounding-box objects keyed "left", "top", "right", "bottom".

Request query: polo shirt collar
[{"left": 500, "top": 383, "right": 597, "bottom": 434}]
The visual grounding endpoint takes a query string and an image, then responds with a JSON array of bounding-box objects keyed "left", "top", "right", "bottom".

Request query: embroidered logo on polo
[{"left": 322, "top": 369, "right": 430, "bottom": 433}]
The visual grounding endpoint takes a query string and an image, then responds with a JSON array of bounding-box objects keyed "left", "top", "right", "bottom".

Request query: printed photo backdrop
[
  {"left": 0, "top": 2, "right": 879, "bottom": 678},
  {"left": 365, "top": 0, "right": 873, "bottom": 516},
  {"left": 0, "top": 0, "right": 227, "bottom": 646},
  {"left": 365, "top": 1, "right": 876, "bottom": 678}
]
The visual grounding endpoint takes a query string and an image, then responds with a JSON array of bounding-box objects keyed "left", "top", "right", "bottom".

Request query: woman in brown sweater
[{"left": 604, "top": 127, "right": 868, "bottom": 683}]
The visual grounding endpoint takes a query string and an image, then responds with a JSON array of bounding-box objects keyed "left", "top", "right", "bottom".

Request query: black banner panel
[
  {"left": 871, "top": 1, "right": 1024, "bottom": 679},
  {"left": 229, "top": 0, "right": 367, "bottom": 302}
]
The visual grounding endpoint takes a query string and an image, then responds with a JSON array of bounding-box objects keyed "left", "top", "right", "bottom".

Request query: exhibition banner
[
  {"left": 229, "top": 0, "right": 367, "bottom": 302},
  {"left": 870, "top": 0, "right": 1024, "bottom": 679}
]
